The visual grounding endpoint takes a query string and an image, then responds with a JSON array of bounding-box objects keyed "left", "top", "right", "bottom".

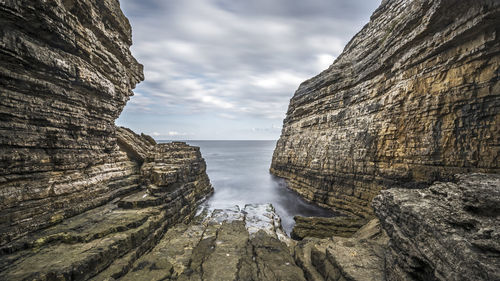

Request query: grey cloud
[{"left": 119, "top": 0, "right": 380, "bottom": 136}]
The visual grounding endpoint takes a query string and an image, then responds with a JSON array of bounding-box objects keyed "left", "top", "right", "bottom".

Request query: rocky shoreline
[
  {"left": 0, "top": 0, "right": 499, "bottom": 280},
  {"left": 270, "top": 0, "right": 499, "bottom": 280},
  {"left": 270, "top": 0, "right": 500, "bottom": 219}
]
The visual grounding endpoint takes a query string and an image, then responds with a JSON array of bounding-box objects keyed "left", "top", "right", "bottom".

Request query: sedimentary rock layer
[
  {"left": 271, "top": 0, "right": 500, "bottom": 218},
  {"left": 0, "top": 0, "right": 144, "bottom": 245},
  {"left": 373, "top": 173, "right": 500, "bottom": 281},
  {"left": 0, "top": 141, "right": 213, "bottom": 280},
  {"left": 291, "top": 215, "right": 369, "bottom": 240},
  {"left": 114, "top": 204, "right": 306, "bottom": 281},
  {"left": 295, "top": 219, "right": 389, "bottom": 281},
  {"left": 116, "top": 126, "right": 156, "bottom": 163},
  {"left": 0, "top": 204, "right": 303, "bottom": 280}
]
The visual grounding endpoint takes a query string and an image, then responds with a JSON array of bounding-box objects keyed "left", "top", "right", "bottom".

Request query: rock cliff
[
  {"left": 0, "top": 1, "right": 213, "bottom": 278},
  {"left": 272, "top": 0, "right": 500, "bottom": 280},
  {"left": 0, "top": 140, "right": 213, "bottom": 280},
  {"left": 271, "top": 0, "right": 500, "bottom": 219},
  {"left": 0, "top": 0, "right": 145, "bottom": 245}
]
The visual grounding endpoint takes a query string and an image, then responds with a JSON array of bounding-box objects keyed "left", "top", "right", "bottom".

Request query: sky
[{"left": 116, "top": 0, "right": 381, "bottom": 140}]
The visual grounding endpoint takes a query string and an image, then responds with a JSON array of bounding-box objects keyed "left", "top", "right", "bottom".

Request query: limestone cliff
[
  {"left": 0, "top": 0, "right": 145, "bottom": 245},
  {"left": 271, "top": 0, "right": 500, "bottom": 218},
  {"left": 0, "top": 140, "right": 213, "bottom": 280},
  {"left": 0, "top": 1, "right": 218, "bottom": 279},
  {"left": 0, "top": 0, "right": 214, "bottom": 252}
]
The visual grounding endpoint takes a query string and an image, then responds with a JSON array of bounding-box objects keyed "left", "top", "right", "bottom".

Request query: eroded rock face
[
  {"left": 0, "top": 140, "right": 213, "bottom": 280},
  {"left": 294, "top": 218, "right": 389, "bottom": 281},
  {"left": 141, "top": 142, "right": 210, "bottom": 195},
  {"left": 271, "top": 0, "right": 500, "bottom": 218},
  {"left": 0, "top": 0, "right": 218, "bottom": 279},
  {"left": 373, "top": 173, "right": 500, "bottom": 281},
  {"left": 291, "top": 215, "right": 369, "bottom": 240},
  {"left": 116, "top": 126, "right": 156, "bottom": 163},
  {"left": 112, "top": 204, "right": 306, "bottom": 281},
  {"left": 0, "top": 0, "right": 144, "bottom": 245}
]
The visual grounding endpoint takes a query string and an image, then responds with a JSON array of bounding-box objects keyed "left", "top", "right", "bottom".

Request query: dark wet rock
[
  {"left": 373, "top": 173, "right": 500, "bottom": 281},
  {"left": 291, "top": 216, "right": 369, "bottom": 240},
  {"left": 270, "top": 0, "right": 500, "bottom": 219}
]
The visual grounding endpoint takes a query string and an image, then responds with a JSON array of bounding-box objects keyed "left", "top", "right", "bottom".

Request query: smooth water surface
[{"left": 176, "top": 140, "right": 337, "bottom": 234}]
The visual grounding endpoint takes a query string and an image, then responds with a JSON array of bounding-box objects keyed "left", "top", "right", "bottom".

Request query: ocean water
[{"left": 170, "top": 140, "right": 336, "bottom": 235}]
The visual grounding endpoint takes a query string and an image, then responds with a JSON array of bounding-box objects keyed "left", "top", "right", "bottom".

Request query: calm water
[{"left": 162, "top": 140, "right": 336, "bottom": 234}]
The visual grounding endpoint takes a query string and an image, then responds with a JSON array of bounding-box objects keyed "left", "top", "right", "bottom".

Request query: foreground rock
[
  {"left": 291, "top": 216, "right": 368, "bottom": 240},
  {"left": 373, "top": 173, "right": 500, "bottom": 281},
  {"left": 116, "top": 126, "right": 156, "bottom": 163},
  {"left": 271, "top": 0, "right": 500, "bottom": 219},
  {"left": 295, "top": 219, "right": 389, "bottom": 281},
  {"left": 0, "top": 141, "right": 213, "bottom": 280},
  {"left": 114, "top": 204, "right": 306, "bottom": 281}
]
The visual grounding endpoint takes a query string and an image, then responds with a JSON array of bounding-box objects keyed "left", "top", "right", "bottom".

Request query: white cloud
[
  {"left": 118, "top": 0, "right": 381, "bottom": 139},
  {"left": 168, "top": 131, "right": 189, "bottom": 136},
  {"left": 251, "top": 71, "right": 305, "bottom": 90},
  {"left": 217, "top": 113, "right": 237, "bottom": 119},
  {"left": 251, "top": 124, "right": 283, "bottom": 133},
  {"left": 315, "top": 54, "right": 336, "bottom": 72},
  {"left": 126, "top": 92, "right": 155, "bottom": 112}
]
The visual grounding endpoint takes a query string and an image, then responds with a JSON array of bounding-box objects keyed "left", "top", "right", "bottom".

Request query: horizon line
[{"left": 156, "top": 139, "right": 278, "bottom": 142}]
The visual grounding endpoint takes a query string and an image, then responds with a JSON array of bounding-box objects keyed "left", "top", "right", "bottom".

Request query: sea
[{"left": 160, "top": 140, "right": 336, "bottom": 234}]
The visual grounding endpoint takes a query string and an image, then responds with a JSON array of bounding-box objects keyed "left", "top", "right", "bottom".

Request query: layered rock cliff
[
  {"left": 272, "top": 0, "right": 500, "bottom": 280},
  {"left": 0, "top": 0, "right": 145, "bottom": 244},
  {"left": 271, "top": 0, "right": 500, "bottom": 218},
  {"left": 0, "top": 0, "right": 214, "bottom": 272},
  {"left": 0, "top": 139, "right": 213, "bottom": 280}
]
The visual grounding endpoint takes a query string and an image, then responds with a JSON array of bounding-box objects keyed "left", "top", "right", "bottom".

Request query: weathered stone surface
[
  {"left": 0, "top": 141, "right": 213, "bottom": 280},
  {"left": 115, "top": 204, "right": 307, "bottom": 281},
  {"left": 291, "top": 216, "right": 369, "bottom": 240},
  {"left": 116, "top": 126, "right": 156, "bottom": 163},
  {"left": 294, "top": 219, "right": 389, "bottom": 281},
  {"left": 0, "top": 0, "right": 144, "bottom": 245},
  {"left": 0, "top": 0, "right": 218, "bottom": 279},
  {"left": 141, "top": 142, "right": 210, "bottom": 194},
  {"left": 271, "top": 0, "right": 500, "bottom": 218},
  {"left": 373, "top": 173, "right": 500, "bottom": 281}
]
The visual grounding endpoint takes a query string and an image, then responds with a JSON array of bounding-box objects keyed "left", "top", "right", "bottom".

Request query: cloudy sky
[{"left": 116, "top": 0, "right": 381, "bottom": 140}]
